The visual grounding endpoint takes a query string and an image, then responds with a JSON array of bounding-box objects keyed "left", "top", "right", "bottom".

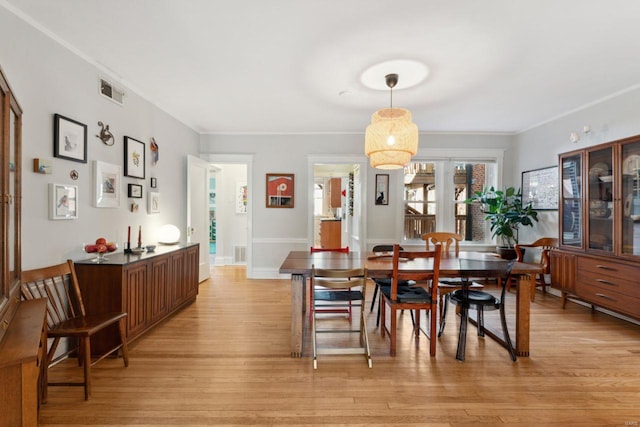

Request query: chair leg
[
  {"left": 429, "top": 305, "right": 437, "bottom": 356},
  {"left": 370, "top": 284, "right": 379, "bottom": 312},
  {"left": 312, "top": 307, "right": 318, "bottom": 369},
  {"left": 118, "top": 318, "right": 130, "bottom": 367},
  {"left": 389, "top": 307, "right": 397, "bottom": 356},
  {"left": 477, "top": 307, "right": 485, "bottom": 337},
  {"left": 438, "top": 294, "right": 449, "bottom": 337},
  {"left": 82, "top": 337, "right": 91, "bottom": 400},
  {"left": 499, "top": 303, "right": 517, "bottom": 362},
  {"left": 456, "top": 303, "right": 469, "bottom": 361}
]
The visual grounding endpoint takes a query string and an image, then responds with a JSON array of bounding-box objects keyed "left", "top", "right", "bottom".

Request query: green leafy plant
[{"left": 465, "top": 186, "right": 539, "bottom": 248}]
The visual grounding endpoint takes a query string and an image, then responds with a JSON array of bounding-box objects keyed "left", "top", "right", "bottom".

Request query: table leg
[
  {"left": 515, "top": 273, "right": 532, "bottom": 357},
  {"left": 291, "top": 274, "right": 305, "bottom": 357}
]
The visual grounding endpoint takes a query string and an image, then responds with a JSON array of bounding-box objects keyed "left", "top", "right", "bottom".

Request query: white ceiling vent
[{"left": 99, "top": 78, "right": 125, "bottom": 105}]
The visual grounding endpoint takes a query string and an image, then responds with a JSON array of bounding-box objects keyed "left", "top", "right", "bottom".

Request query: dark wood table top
[{"left": 279, "top": 250, "right": 543, "bottom": 278}]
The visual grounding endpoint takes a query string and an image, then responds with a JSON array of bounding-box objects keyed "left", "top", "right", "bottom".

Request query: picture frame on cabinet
[
  {"left": 124, "top": 136, "right": 145, "bottom": 179},
  {"left": 266, "top": 173, "right": 294, "bottom": 208},
  {"left": 375, "top": 174, "right": 389, "bottom": 205},
  {"left": 148, "top": 192, "right": 160, "bottom": 213},
  {"left": 93, "top": 160, "right": 121, "bottom": 208},
  {"left": 49, "top": 183, "right": 78, "bottom": 220},
  {"left": 53, "top": 114, "right": 87, "bottom": 163},
  {"left": 128, "top": 183, "right": 143, "bottom": 198}
]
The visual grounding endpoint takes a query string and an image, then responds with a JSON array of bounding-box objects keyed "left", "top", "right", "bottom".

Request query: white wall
[
  {"left": 1, "top": 8, "right": 199, "bottom": 269},
  {"left": 199, "top": 132, "right": 512, "bottom": 277},
  {"left": 512, "top": 87, "right": 640, "bottom": 243}
]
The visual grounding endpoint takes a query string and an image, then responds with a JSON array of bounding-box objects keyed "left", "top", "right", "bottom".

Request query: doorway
[{"left": 308, "top": 156, "right": 367, "bottom": 252}]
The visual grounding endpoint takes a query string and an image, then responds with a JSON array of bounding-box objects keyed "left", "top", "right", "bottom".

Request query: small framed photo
[
  {"left": 266, "top": 173, "right": 294, "bottom": 208},
  {"left": 375, "top": 174, "right": 389, "bottom": 205},
  {"left": 128, "top": 183, "right": 143, "bottom": 198},
  {"left": 148, "top": 192, "right": 160, "bottom": 214},
  {"left": 49, "top": 183, "right": 78, "bottom": 220},
  {"left": 53, "top": 114, "right": 87, "bottom": 163},
  {"left": 124, "top": 136, "right": 145, "bottom": 179},
  {"left": 150, "top": 177, "right": 157, "bottom": 188},
  {"left": 93, "top": 160, "right": 121, "bottom": 208}
]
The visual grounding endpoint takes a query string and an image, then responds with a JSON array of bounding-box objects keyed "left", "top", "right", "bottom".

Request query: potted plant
[{"left": 465, "top": 186, "right": 539, "bottom": 259}]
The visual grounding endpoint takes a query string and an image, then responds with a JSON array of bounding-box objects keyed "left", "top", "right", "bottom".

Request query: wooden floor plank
[{"left": 38, "top": 266, "right": 640, "bottom": 426}]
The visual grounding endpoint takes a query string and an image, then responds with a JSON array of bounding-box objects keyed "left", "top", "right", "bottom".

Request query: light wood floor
[{"left": 39, "top": 267, "right": 640, "bottom": 426}]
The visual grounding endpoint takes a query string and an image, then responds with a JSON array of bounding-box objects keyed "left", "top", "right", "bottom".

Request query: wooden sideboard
[
  {"left": 74, "top": 244, "right": 199, "bottom": 355},
  {"left": 0, "top": 299, "right": 47, "bottom": 427}
]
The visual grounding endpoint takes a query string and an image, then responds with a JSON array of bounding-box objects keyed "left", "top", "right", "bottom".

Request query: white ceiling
[{"left": 4, "top": 0, "right": 640, "bottom": 135}]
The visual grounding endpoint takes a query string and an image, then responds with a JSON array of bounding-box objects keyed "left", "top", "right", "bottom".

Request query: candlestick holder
[{"left": 124, "top": 242, "right": 132, "bottom": 254}]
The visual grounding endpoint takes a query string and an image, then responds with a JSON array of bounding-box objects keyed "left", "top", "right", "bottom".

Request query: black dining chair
[{"left": 448, "top": 259, "right": 517, "bottom": 362}]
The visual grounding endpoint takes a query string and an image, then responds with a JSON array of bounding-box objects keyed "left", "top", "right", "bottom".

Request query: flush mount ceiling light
[{"left": 364, "top": 73, "right": 419, "bottom": 169}]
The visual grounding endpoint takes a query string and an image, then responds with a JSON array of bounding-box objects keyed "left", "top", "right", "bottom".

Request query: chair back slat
[
  {"left": 311, "top": 267, "right": 367, "bottom": 294},
  {"left": 422, "top": 232, "right": 462, "bottom": 256},
  {"left": 391, "top": 243, "right": 441, "bottom": 301},
  {"left": 21, "top": 260, "right": 85, "bottom": 329},
  {"left": 310, "top": 246, "right": 349, "bottom": 253}
]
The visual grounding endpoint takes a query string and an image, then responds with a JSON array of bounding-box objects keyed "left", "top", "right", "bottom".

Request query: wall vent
[
  {"left": 233, "top": 246, "right": 246, "bottom": 264},
  {"left": 99, "top": 78, "right": 125, "bottom": 105}
]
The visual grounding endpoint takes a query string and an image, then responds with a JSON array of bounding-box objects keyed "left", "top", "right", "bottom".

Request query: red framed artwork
[{"left": 266, "top": 173, "right": 294, "bottom": 208}]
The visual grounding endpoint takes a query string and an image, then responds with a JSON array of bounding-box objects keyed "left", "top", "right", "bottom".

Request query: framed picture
[
  {"left": 128, "top": 183, "right": 143, "bottom": 198},
  {"left": 236, "top": 182, "right": 248, "bottom": 213},
  {"left": 93, "top": 160, "right": 121, "bottom": 208},
  {"left": 124, "top": 136, "right": 145, "bottom": 179},
  {"left": 266, "top": 173, "right": 294, "bottom": 208},
  {"left": 150, "top": 177, "right": 157, "bottom": 188},
  {"left": 53, "top": 114, "right": 87, "bottom": 163},
  {"left": 375, "top": 174, "right": 389, "bottom": 205},
  {"left": 521, "top": 166, "right": 559, "bottom": 210},
  {"left": 148, "top": 192, "right": 160, "bottom": 213},
  {"left": 49, "top": 183, "right": 78, "bottom": 220}
]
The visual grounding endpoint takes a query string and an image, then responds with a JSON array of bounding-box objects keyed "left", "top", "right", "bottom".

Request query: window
[{"left": 403, "top": 158, "right": 498, "bottom": 244}]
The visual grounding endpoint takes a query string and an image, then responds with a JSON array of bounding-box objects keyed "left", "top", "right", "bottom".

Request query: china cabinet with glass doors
[
  {"left": 0, "top": 65, "right": 47, "bottom": 425},
  {"left": 552, "top": 135, "right": 640, "bottom": 321}
]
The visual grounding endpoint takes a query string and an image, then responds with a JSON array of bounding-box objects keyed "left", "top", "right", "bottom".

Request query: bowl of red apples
[{"left": 84, "top": 237, "right": 117, "bottom": 262}]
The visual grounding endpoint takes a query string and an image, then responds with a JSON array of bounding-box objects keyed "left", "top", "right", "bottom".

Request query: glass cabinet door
[
  {"left": 560, "top": 154, "right": 583, "bottom": 248},
  {"left": 621, "top": 139, "right": 640, "bottom": 256},
  {"left": 587, "top": 146, "right": 614, "bottom": 252}
]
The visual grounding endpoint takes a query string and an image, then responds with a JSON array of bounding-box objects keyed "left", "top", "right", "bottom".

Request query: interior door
[{"left": 187, "top": 155, "right": 211, "bottom": 282}]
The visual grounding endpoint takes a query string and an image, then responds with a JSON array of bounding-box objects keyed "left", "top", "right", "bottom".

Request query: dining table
[{"left": 279, "top": 250, "right": 544, "bottom": 358}]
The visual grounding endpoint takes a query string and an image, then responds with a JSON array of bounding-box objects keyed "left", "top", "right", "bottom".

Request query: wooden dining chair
[
  {"left": 21, "top": 260, "right": 129, "bottom": 400},
  {"left": 309, "top": 247, "right": 352, "bottom": 322},
  {"left": 422, "top": 232, "right": 484, "bottom": 337},
  {"left": 380, "top": 244, "right": 442, "bottom": 357},
  {"left": 513, "top": 237, "right": 559, "bottom": 301},
  {"left": 311, "top": 265, "right": 371, "bottom": 369}
]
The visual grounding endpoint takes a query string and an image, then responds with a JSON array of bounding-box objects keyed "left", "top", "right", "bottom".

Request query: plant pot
[{"left": 496, "top": 246, "right": 521, "bottom": 260}]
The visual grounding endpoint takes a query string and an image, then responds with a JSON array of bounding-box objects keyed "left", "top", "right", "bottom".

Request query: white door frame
[
  {"left": 187, "top": 155, "right": 211, "bottom": 282},
  {"left": 201, "top": 154, "right": 254, "bottom": 277},
  {"left": 307, "top": 155, "right": 368, "bottom": 252}
]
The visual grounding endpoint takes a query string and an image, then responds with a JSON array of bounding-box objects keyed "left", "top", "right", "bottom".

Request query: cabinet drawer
[
  {"left": 577, "top": 257, "right": 637, "bottom": 280},
  {"left": 577, "top": 258, "right": 640, "bottom": 298},
  {"left": 576, "top": 281, "right": 640, "bottom": 318}
]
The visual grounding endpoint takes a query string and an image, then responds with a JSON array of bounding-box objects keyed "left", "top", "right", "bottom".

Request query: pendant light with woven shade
[{"left": 364, "top": 73, "right": 418, "bottom": 169}]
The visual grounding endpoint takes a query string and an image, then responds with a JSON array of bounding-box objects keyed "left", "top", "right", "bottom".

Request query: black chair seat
[
  {"left": 380, "top": 285, "right": 432, "bottom": 303},
  {"left": 450, "top": 289, "right": 499, "bottom": 307},
  {"left": 315, "top": 290, "right": 364, "bottom": 302}
]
